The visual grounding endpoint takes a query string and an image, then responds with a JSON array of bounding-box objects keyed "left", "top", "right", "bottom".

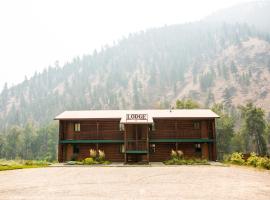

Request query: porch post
[
  {"left": 124, "top": 124, "right": 127, "bottom": 163},
  {"left": 146, "top": 124, "right": 149, "bottom": 163}
]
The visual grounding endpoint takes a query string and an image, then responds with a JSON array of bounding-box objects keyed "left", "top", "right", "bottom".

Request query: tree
[
  {"left": 212, "top": 103, "right": 234, "bottom": 159},
  {"left": 239, "top": 103, "right": 267, "bottom": 155},
  {"left": 175, "top": 99, "right": 200, "bottom": 109}
]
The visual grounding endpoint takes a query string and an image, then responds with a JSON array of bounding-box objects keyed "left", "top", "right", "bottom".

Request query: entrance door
[{"left": 125, "top": 124, "right": 149, "bottom": 163}]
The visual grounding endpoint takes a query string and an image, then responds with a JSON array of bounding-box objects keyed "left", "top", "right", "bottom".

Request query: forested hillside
[
  {"left": 0, "top": 1, "right": 270, "bottom": 160},
  {"left": 0, "top": 23, "right": 269, "bottom": 130}
]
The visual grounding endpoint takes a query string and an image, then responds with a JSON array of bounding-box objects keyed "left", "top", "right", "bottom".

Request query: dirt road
[{"left": 0, "top": 165, "right": 270, "bottom": 200}]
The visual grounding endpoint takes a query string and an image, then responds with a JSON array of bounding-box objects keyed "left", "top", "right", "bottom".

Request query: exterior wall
[
  {"left": 201, "top": 143, "right": 209, "bottom": 160},
  {"left": 65, "top": 144, "right": 73, "bottom": 161},
  {"left": 149, "top": 143, "right": 201, "bottom": 162}
]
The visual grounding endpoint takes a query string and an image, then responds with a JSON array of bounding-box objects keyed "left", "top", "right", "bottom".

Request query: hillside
[{"left": 0, "top": 21, "right": 269, "bottom": 131}]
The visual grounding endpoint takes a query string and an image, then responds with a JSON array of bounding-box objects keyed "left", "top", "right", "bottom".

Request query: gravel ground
[{"left": 0, "top": 165, "right": 270, "bottom": 200}]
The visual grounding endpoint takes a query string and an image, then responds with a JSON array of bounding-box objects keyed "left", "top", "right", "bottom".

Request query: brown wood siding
[
  {"left": 149, "top": 143, "right": 175, "bottom": 162},
  {"left": 149, "top": 143, "right": 200, "bottom": 162},
  {"left": 58, "top": 118, "right": 217, "bottom": 162},
  {"left": 63, "top": 120, "right": 122, "bottom": 140},
  {"left": 75, "top": 144, "right": 124, "bottom": 162}
]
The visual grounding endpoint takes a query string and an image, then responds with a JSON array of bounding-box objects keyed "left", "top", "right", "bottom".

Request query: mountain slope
[{"left": 0, "top": 21, "right": 269, "bottom": 130}]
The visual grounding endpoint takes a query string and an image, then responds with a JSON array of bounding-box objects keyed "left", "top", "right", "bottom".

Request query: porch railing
[
  {"left": 150, "top": 129, "right": 201, "bottom": 139},
  {"left": 64, "top": 130, "right": 124, "bottom": 140}
]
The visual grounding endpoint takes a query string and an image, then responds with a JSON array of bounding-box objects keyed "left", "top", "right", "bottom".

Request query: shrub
[
  {"left": 98, "top": 150, "right": 105, "bottom": 162},
  {"left": 230, "top": 152, "right": 245, "bottom": 165},
  {"left": 255, "top": 157, "right": 270, "bottom": 169},
  {"left": 83, "top": 157, "right": 95, "bottom": 165},
  {"left": 246, "top": 152, "right": 259, "bottom": 167},
  {"left": 89, "top": 149, "right": 97, "bottom": 159},
  {"left": 177, "top": 150, "right": 184, "bottom": 159},
  {"left": 171, "top": 150, "right": 178, "bottom": 159}
]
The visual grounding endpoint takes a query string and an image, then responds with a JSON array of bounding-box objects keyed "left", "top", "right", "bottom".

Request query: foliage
[
  {"left": 225, "top": 152, "right": 270, "bottom": 170},
  {"left": 97, "top": 150, "right": 105, "bottom": 162},
  {"left": 83, "top": 158, "right": 96, "bottom": 165},
  {"left": 89, "top": 149, "right": 97, "bottom": 159},
  {"left": 171, "top": 150, "right": 178, "bottom": 159},
  {"left": 212, "top": 103, "right": 234, "bottom": 159},
  {"left": 175, "top": 99, "right": 200, "bottom": 109},
  {"left": 229, "top": 152, "right": 245, "bottom": 165},
  {"left": 0, "top": 122, "right": 58, "bottom": 161},
  {"left": 0, "top": 159, "right": 49, "bottom": 171},
  {"left": 239, "top": 103, "right": 267, "bottom": 155},
  {"left": 246, "top": 152, "right": 259, "bottom": 167},
  {"left": 165, "top": 149, "right": 209, "bottom": 165},
  {"left": 164, "top": 158, "right": 209, "bottom": 165},
  {"left": 82, "top": 149, "right": 110, "bottom": 165}
]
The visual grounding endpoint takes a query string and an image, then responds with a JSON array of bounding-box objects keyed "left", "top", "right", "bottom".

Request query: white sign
[{"left": 126, "top": 114, "right": 148, "bottom": 121}]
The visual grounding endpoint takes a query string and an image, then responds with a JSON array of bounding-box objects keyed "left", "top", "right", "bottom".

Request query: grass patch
[{"left": 0, "top": 159, "right": 49, "bottom": 171}]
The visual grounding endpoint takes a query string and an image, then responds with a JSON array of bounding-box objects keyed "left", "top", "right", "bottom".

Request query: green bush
[
  {"left": 89, "top": 149, "right": 97, "bottom": 159},
  {"left": 83, "top": 157, "right": 96, "bottom": 165},
  {"left": 171, "top": 150, "right": 178, "bottom": 159},
  {"left": 230, "top": 152, "right": 245, "bottom": 165},
  {"left": 97, "top": 150, "right": 105, "bottom": 162},
  {"left": 256, "top": 157, "right": 270, "bottom": 169},
  {"left": 246, "top": 152, "right": 259, "bottom": 167}
]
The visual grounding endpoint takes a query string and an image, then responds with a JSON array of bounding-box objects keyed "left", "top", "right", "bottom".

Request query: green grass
[{"left": 0, "top": 159, "right": 50, "bottom": 171}]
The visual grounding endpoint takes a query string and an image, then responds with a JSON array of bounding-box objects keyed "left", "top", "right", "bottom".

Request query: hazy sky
[{"left": 0, "top": 0, "right": 249, "bottom": 89}]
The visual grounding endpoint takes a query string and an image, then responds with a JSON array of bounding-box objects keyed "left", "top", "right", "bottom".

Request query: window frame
[
  {"left": 193, "top": 121, "right": 200, "bottom": 129},
  {"left": 74, "top": 122, "right": 81, "bottom": 132}
]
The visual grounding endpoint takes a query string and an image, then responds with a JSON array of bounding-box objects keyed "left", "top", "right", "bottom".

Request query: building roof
[{"left": 54, "top": 109, "right": 219, "bottom": 123}]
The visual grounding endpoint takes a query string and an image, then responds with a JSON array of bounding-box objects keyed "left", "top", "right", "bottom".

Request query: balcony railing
[
  {"left": 150, "top": 129, "right": 201, "bottom": 139},
  {"left": 64, "top": 130, "right": 124, "bottom": 140}
]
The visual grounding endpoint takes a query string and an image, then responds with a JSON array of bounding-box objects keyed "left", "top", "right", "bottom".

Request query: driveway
[{"left": 0, "top": 165, "right": 270, "bottom": 200}]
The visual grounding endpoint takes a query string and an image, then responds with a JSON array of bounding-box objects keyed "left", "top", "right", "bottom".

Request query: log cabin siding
[{"left": 57, "top": 113, "right": 217, "bottom": 162}]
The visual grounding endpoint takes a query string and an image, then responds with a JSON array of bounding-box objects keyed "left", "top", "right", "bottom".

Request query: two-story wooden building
[{"left": 55, "top": 109, "right": 219, "bottom": 163}]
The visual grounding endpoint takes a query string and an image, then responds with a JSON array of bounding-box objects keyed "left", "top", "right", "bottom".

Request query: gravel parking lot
[{"left": 0, "top": 165, "right": 270, "bottom": 200}]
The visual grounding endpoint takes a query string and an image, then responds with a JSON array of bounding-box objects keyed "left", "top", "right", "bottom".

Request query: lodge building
[{"left": 55, "top": 109, "right": 219, "bottom": 163}]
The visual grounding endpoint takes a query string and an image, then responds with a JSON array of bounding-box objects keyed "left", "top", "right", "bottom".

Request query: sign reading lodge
[{"left": 126, "top": 114, "right": 148, "bottom": 121}]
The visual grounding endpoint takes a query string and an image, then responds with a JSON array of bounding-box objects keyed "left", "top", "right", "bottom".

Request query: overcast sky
[{"left": 0, "top": 0, "right": 249, "bottom": 89}]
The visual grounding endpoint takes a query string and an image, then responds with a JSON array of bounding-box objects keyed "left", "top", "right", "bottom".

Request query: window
[
  {"left": 119, "top": 123, "right": 125, "bottom": 131},
  {"left": 150, "top": 144, "right": 156, "bottom": 153},
  {"left": 195, "top": 143, "right": 201, "bottom": 153},
  {"left": 150, "top": 123, "right": 156, "bottom": 131},
  {"left": 193, "top": 122, "right": 200, "bottom": 129},
  {"left": 73, "top": 145, "right": 80, "bottom": 154},
  {"left": 74, "top": 123, "right": 80, "bottom": 132},
  {"left": 120, "top": 144, "right": 125, "bottom": 153}
]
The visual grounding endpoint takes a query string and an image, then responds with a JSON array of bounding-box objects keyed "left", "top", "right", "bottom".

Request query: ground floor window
[
  {"left": 120, "top": 144, "right": 125, "bottom": 153},
  {"left": 73, "top": 144, "right": 80, "bottom": 154},
  {"left": 195, "top": 143, "right": 201, "bottom": 153},
  {"left": 150, "top": 144, "right": 156, "bottom": 153}
]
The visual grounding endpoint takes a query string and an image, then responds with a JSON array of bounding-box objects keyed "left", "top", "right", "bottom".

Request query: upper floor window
[
  {"left": 193, "top": 122, "right": 200, "bottom": 129},
  {"left": 119, "top": 123, "right": 125, "bottom": 131},
  {"left": 74, "top": 123, "right": 80, "bottom": 132},
  {"left": 150, "top": 123, "right": 156, "bottom": 131}
]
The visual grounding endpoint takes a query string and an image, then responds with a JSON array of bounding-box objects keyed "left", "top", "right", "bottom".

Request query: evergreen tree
[
  {"left": 212, "top": 103, "right": 234, "bottom": 159},
  {"left": 239, "top": 103, "right": 267, "bottom": 155}
]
